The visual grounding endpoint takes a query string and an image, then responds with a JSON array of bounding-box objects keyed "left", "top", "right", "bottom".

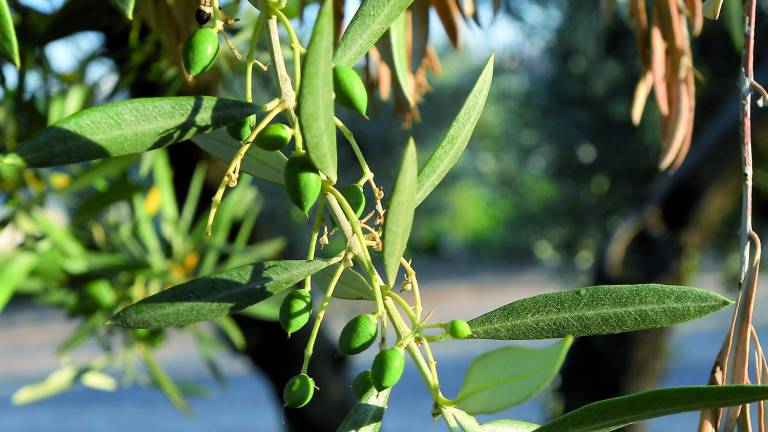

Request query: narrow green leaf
[
  {"left": 456, "top": 337, "right": 572, "bottom": 414},
  {"left": 483, "top": 419, "right": 540, "bottom": 432},
  {"left": 444, "top": 407, "right": 483, "bottom": 432},
  {"left": 314, "top": 266, "right": 374, "bottom": 301},
  {"left": 213, "top": 316, "right": 246, "bottom": 351},
  {"left": 111, "top": 259, "right": 333, "bottom": 329},
  {"left": 299, "top": 0, "right": 337, "bottom": 182},
  {"left": 334, "top": 0, "right": 415, "bottom": 67},
  {"left": 108, "top": 0, "right": 135, "bottom": 19},
  {"left": 12, "top": 366, "right": 77, "bottom": 405},
  {"left": 140, "top": 347, "right": 190, "bottom": 413},
  {"left": 536, "top": 385, "right": 768, "bottom": 432},
  {"left": 469, "top": 284, "right": 732, "bottom": 340},
  {"left": 0, "top": 253, "right": 37, "bottom": 314},
  {"left": 193, "top": 129, "right": 287, "bottom": 184},
  {"left": 415, "top": 54, "right": 494, "bottom": 206},
  {"left": 383, "top": 13, "right": 414, "bottom": 107},
  {"left": 383, "top": 138, "right": 418, "bottom": 286},
  {"left": 6, "top": 97, "right": 259, "bottom": 168},
  {"left": 57, "top": 311, "right": 109, "bottom": 355},
  {"left": 0, "top": 0, "right": 19, "bottom": 68},
  {"left": 337, "top": 387, "right": 391, "bottom": 432}
]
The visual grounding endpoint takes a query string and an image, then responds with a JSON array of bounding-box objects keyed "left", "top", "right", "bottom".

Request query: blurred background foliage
[{"left": 2, "top": 0, "right": 768, "bottom": 425}]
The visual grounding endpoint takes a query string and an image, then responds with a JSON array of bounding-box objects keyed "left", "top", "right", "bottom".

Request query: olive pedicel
[
  {"left": 182, "top": 28, "right": 219, "bottom": 77},
  {"left": 279, "top": 288, "right": 312, "bottom": 335}
]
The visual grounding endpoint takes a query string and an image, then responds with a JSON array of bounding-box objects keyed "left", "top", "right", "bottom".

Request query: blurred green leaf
[
  {"left": 455, "top": 337, "right": 572, "bottom": 414},
  {"left": 12, "top": 366, "right": 77, "bottom": 405},
  {"left": 6, "top": 97, "right": 258, "bottom": 167},
  {"left": 238, "top": 288, "right": 289, "bottom": 322},
  {"left": 57, "top": 311, "right": 109, "bottom": 355},
  {"left": 334, "top": 0, "right": 414, "bottom": 67},
  {"left": 337, "top": 387, "right": 391, "bottom": 432},
  {"left": 482, "top": 419, "right": 540, "bottom": 432},
  {"left": 213, "top": 316, "right": 246, "bottom": 351},
  {"left": 111, "top": 259, "right": 334, "bottom": 328},
  {"left": 300, "top": 0, "right": 337, "bottom": 182},
  {"left": 80, "top": 370, "right": 118, "bottom": 392},
  {"left": 193, "top": 129, "right": 286, "bottom": 184},
  {"left": 0, "top": 0, "right": 19, "bottom": 68},
  {"left": 536, "top": 385, "right": 768, "bottom": 432},
  {"left": 0, "top": 252, "right": 37, "bottom": 314},
  {"left": 383, "top": 138, "right": 417, "bottom": 286},
  {"left": 415, "top": 54, "right": 494, "bottom": 206},
  {"left": 108, "top": 0, "right": 135, "bottom": 19},
  {"left": 140, "top": 346, "right": 189, "bottom": 413},
  {"left": 381, "top": 13, "right": 413, "bottom": 107},
  {"left": 468, "top": 285, "right": 732, "bottom": 340}
]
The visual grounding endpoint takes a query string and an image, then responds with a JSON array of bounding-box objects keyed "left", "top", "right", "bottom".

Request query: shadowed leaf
[
  {"left": 337, "top": 387, "right": 391, "bottom": 432},
  {"left": 334, "top": 0, "right": 414, "bottom": 67}
]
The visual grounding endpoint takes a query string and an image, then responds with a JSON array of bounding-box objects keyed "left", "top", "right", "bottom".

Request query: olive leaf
[
  {"left": 108, "top": 0, "right": 135, "bottom": 20},
  {"left": 383, "top": 138, "right": 418, "bottom": 286},
  {"left": 337, "top": 387, "right": 391, "bottom": 432},
  {"left": 444, "top": 407, "right": 483, "bottom": 432},
  {"left": 0, "top": 252, "right": 37, "bottom": 314},
  {"left": 334, "top": 0, "right": 415, "bottom": 67},
  {"left": 0, "top": 0, "right": 19, "bottom": 68},
  {"left": 482, "top": 419, "right": 540, "bottom": 432},
  {"left": 468, "top": 284, "right": 732, "bottom": 340},
  {"left": 110, "top": 259, "right": 333, "bottom": 329},
  {"left": 314, "top": 266, "right": 375, "bottom": 301},
  {"left": 455, "top": 337, "right": 573, "bottom": 414},
  {"left": 415, "top": 54, "right": 495, "bottom": 206},
  {"left": 193, "top": 128, "right": 287, "bottom": 184},
  {"left": 140, "top": 347, "right": 189, "bottom": 413},
  {"left": 377, "top": 13, "right": 414, "bottom": 107},
  {"left": 299, "top": 0, "right": 337, "bottom": 182},
  {"left": 5, "top": 97, "right": 259, "bottom": 168},
  {"left": 536, "top": 385, "right": 768, "bottom": 432}
]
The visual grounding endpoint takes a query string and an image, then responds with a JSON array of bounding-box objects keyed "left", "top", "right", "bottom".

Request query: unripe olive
[
  {"left": 227, "top": 118, "right": 251, "bottom": 142},
  {"left": 371, "top": 347, "right": 405, "bottom": 391},
  {"left": 255, "top": 123, "right": 293, "bottom": 151},
  {"left": 183, "top": 28, "right": 219, "bottom": 77},
  {"left": 333, "top": 65, "right": 368, "bottom": 118},
  {"left": 338, "top": 314, "right": 378, "bottom": 355},
  {"left": 133, "top": 329, "right": 165, "bottom": 347},
  {"left": 341, "top": 184, "right": 366, "bottom": 218},
  {"left": 350, "top": 370, "right": 373, "bottom": 399},
  {"left": 279, "top": 288, "right": 312, "bottom": 335},
  {"left": 447, "top": 319, "right": 472, "bottom": 339},
  {"left": 283, "top": 373, "right": 315, "bottom": 408},
  {"left": 284, "top": 155, "right": 321, "bottom": 214}
]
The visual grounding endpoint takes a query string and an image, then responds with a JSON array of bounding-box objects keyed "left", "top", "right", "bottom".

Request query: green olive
[
  {"left": 350, "top": 370, "right": 373, "bottom": 399},
  {"left": 371, "top": 347, "right": 405, "bottom": 391},
  {"left": 333, "top": 65, "right": 368, "bottom": 118},
  {"left": 447, "top": 319, "right": 472, "bottom": 339},
  {"left": 279, "top": 288, "right": 312, "bottom": 335},
  {"left": 183, "top": 28, "right": 220, "bottom": 77},
  {"left": 283, "top": 373, "right": 315, "bottom": 408},
  {"left": 341, "top": 184, "right": 366, "bottom": 218},
  {"left": 227, "top": 118, "right": 251, "bottom": 142},
  {"left": 255, "top": 123, "right": 293, "bottom": 151},
  {"left": 338, "top": 314, "right": 378, "bottom": 356},
  {"left": 133, "top": 329, "right": 165, "bottom": 347},
  {"left": 284, "top": 155, "right": 321, "bottom": 214}
]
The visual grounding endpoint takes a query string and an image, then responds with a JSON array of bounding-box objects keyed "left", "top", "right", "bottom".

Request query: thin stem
[
  {"left": 272, "top": 7, "right": 306, "bottom": 90},
  {"left": 206, "top": 103, "right": 284, "bottom": 235},
  {"left": 304, "top": 198, "right": 326, "bottom": 291},
  {"left": 386, "top": 291, "right": 419, "bottom": 326},
  {"left": 245, "top": 14, "right": 266, "bottom": 106},
  {"left": 301, "top": 260, "right": 346, "bottom": 374},
  {"left": 335, "top": 117, "right": 374, "bottom": 184},
  {"left": 400, "top": 257, "right": 422, "bottom": 319}
]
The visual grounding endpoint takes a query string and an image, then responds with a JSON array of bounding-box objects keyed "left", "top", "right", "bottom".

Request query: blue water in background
[{"left": 0, "top": 269, "right": 760, "bottom": 432}]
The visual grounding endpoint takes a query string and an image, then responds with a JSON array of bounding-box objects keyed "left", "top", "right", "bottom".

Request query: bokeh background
[{"left": 2, "top": 0, "right": 768, "bottom": 430}]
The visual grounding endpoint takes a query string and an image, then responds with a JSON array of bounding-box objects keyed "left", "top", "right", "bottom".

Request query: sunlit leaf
[
  {"left": 536, "top": 385, "right": 768, "bottom": 432},
  {"left": 383, "top": 13, "right": 414, "bottom": 107},
  {"left": 337, "top": 387, "right": 391, "bottom": 432},
  {"left": 444, "top": 407, "right": 483, "bottom": 432},
  {"left": 482, "top": 419, "right": 540, "bottom": 432},
  {"left": 469, "top": 284, "right": 732, "bottom": 340},
  {"left": 5, "top": 97, "right": 258, "bottom": 168},
  {"left": 334, "top": 0, "right": 414, "bottom": 67},
  {"left": 193, "top": 129, "right": 287, "bottom": 184},
  {"left": 0, "top": 0, "right": 19, "bottom": 68},
  {"left": 111, "top": 259, "right": 333, "bottom": 329},
  {"left": 415, "top": 54, "right": 494, "bottom": 206},
  {"left": 12, "top": 366, "right": 77, "bottom": 405},
  {"left": 456, "top": 337, "right": 572, "bottom": 414},
  {"left": 300, "top": 0, "right": 337, "bottom": 182},
  {"left": 383, "top": 138, "right": 418, "bottom": 286}
]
